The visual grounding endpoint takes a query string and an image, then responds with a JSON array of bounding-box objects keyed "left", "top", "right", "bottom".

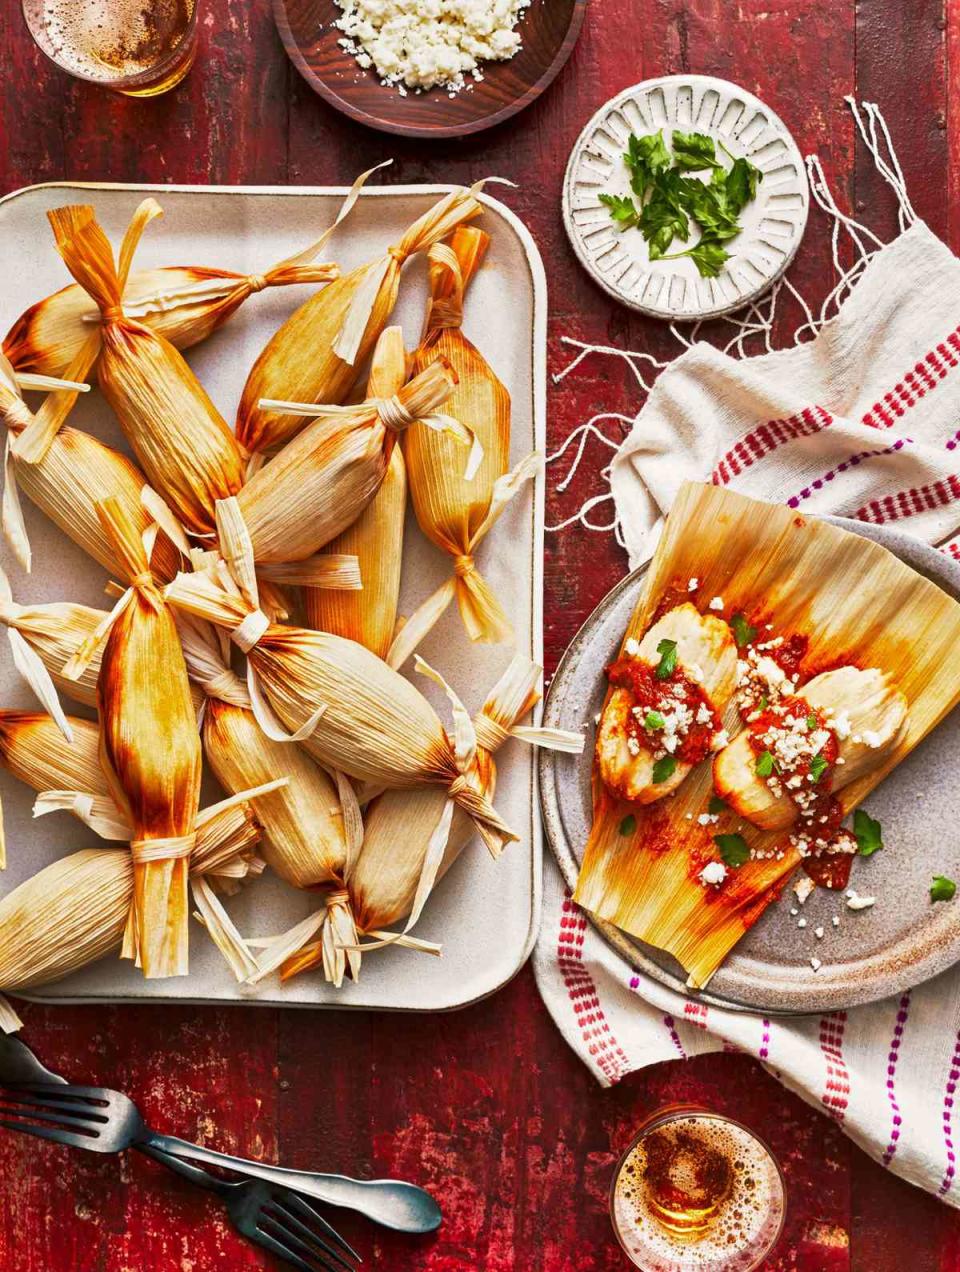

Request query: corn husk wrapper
[
  {"left": 236, "top": 185, "right": 484, "bottom": 456},
  {"left": 304, "top": 326, "right": 407, "bottom": 658},
  {"left": 0, "top": 574, "right": 106, "bottom": 722},
  {"left": 2, "top": 165, "right": 392, "bottom": 382},
  {"left": 240, "top": 357, "right": 465, "bottom": 565},
  {"left": 163, "top": 567, "right": 517, "bottom": 857},
  {"left": 404, "top": 229, "right": 538, "bottom": 647},
  {"left": 575, "top": 482, "right": 960, "bottom": 989},
  {"left": 0, "top": 353, "right": 184, "bottom": 579},
  {"left": 90, "top": 497, "right": 202, "bottom": 979},
  {"left": 44, "top": 201, "right": 246, "bottom": 536},
  {"left": 277, "top": 657, "right": 582, "bottom": 984}
]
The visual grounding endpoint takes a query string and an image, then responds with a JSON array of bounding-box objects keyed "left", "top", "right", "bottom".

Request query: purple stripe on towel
[
  {"left": 882, "top": 993, "right": 911, "bottom": 1167},
  {"left": 787, "top": 438, "right": 911, "bottom": 508},
  {"left": 938, "top": 1028, "right": 960, "bottom": 1195}
]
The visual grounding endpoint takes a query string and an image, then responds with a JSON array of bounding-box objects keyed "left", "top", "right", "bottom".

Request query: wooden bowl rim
[{"left": 272, "top": 0, "right": 588, "bottom": 139}]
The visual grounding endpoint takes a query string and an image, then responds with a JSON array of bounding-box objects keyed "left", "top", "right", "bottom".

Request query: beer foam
[
  {"left": 613, "top": 1116, "right": 784, "bottom": 1272},
  {"left": 39, "top": 0, "right": 193, "bottom": 82}
]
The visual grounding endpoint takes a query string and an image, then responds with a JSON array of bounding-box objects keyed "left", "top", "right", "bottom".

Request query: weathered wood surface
[{"left": 0, "top": 0, "right": 958, "bottom": 1267}]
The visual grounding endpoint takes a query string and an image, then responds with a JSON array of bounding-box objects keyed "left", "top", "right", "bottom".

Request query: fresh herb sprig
[{"left": 600, "top": 129, "right": 763, "bottom": 278}]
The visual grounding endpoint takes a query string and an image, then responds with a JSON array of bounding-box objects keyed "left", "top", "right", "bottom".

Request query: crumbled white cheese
[
  {"left": 334, "top": 0, "right": 531, "bottom": 94},
  {"left": 832, "top": 915, "right": 841, "bottom": 928},
  {"left": 797, "top": 917, "right": 807, "bottom": 929},
  {"left": 709, "top": 596, "right": 724, "bottom": 611},
  {"left": 810, "top": 956, "right": 822, "bottom": 972},
  {"left": 699, "top": 861, "right": 727, "bottom": 887},
  {"left": 624, "top": 637, "right": 641, "bottom": 656},
  {"left": 711, "top": 729, "right": 729, "bottom": 751},
  {"left": 687, "top": 577, "right": 699, "bottom": 592},
  {"left": 697, "top": 812, "right": 719, "bottom": 826},
  {"left": 846, "top": 891, "right": 876, "bottom": 911},
  {"left": 814, "top": 925, "right": 824, "bottom": 939},
  {"left": 793, "top": 877, "right": 815, "bottom": 908},
  {"left": 696, "top": 703, "right": 713, "bottom": 725}
]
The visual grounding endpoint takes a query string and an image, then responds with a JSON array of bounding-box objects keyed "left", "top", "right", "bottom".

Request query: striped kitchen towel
[{"left": 535, "top": 101, "right": 960, "bottom": 1204}]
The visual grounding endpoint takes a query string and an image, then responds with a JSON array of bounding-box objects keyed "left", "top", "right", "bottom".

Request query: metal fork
[{"left": 0, "top": 1038, "right": 360, "bottom": 1272}]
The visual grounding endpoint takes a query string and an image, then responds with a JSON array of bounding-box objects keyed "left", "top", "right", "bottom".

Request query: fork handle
[
  {"left": 136, "top": 1143, "right": 233, "bottom": 1197},
  {"left": 139, "top": 1130, "right": 442, "bottom": 1233}
]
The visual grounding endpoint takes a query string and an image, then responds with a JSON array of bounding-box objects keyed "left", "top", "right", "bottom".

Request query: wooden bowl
[{"left": 273, "top": 0, "right": 587, "bottom": 139}]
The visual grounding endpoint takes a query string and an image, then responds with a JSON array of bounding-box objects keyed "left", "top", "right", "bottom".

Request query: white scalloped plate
[{"left": 563, "top": 75, "right": 810, "bottom": 320}]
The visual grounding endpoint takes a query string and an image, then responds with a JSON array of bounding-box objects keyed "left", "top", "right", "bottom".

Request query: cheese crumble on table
[{"left": 333, "top": 0, "right": 532, "bottom": 95}]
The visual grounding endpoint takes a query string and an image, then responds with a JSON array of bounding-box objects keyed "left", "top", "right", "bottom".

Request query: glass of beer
[
  {"left": 22, "top": 0, "right": 199, "bottom": 97},
  {"left": 610, "top": 1106, "right": 786, "bottom": 1272}
]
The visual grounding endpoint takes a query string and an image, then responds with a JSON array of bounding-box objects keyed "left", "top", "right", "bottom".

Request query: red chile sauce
[
  {"left": 740, "top": 629, "right": 852, "bottom": 890},
  {"left": 606, "top": 657, "right": 719, "bottom": 766}
]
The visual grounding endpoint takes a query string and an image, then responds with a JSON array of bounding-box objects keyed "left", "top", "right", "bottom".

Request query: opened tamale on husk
[
  {"left": 0, "top": 353, "right": 182, "bottom": 579},
  {"left": 405, "top": 228, "right": 535, "bottom": 645},
  {"left": 45, "top": 201, "right": 246, "bottom": 535},
  {"left": 236, "top": 185, "right": 484, "bottom": 456},
  {"left": 163, "top": 568, "right": 517, "bottom": 856},
  {"left": 92, "top": 497, "right": 202, "bottom": 979},
  {"left": 574, "top": 482, "right": 960, "bottom": 989},
  {"left": 282, "top": 655, "right": 583, "bottom": 982},
  {"left": 237, "top": 357, "right": 459, "bottom": 565},
  {"left": 304, "top": 326, "right": 407, "bottom": 658}
]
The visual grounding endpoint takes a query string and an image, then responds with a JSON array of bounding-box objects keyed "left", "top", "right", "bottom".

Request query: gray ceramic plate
[{"left": 540, "top": 517, "right": 960, "bottom": 1015}]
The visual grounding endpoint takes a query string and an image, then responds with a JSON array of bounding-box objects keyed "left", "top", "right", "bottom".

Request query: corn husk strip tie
[
  {"left": 11, "top": 332, "right": 102, "bottom": 465},
  {"left": 33, "top": 790, "right": 129, "bottom": 840},
  {"left": 0, "top": 569, "right": 73, "bottom": 740},
  {"left": 191, "top": 876, "right": 259, "bottom": 982}
]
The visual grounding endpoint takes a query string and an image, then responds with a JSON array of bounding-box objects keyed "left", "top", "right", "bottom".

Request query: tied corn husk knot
[
  {"left": 305, "top": 326, "right": 407, "bottom": 658},
  {"left": 93, "top": 496, "right": 202, "bottom": 979},
  {"left": 236, "top": 182, "right": 484, "bottom": 456},
  {"left": 403, "top": 225, "right": 537, "bottom": 647},
  {"left": 239, "top": 355, "right": 470, "bottom": 566},
  {"left": 162, "top": 567, "right": 518, "bottom": 856},
  {"left": 46, "top": 200, "right": 246, "bottom": 536}
]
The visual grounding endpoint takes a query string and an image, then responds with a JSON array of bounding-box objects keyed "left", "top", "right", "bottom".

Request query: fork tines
[{"left": 258, "top": 1188, "right": 360, "bottom": 1272}]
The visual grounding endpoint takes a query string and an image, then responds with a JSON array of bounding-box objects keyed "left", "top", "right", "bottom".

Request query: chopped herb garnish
[
  {"left": 810, "top": 754, "right": 829, "bottom": 783},
  {"left": 708, "top": 795, "right": 728, "bottom": 815},
  {"left": 655, "top": 638, "right": 678, "bottom": 680},
  {"left": 599, "top": 130, "right": 763, "bottom": 279},
  {"left": 714, "top": 833, "right": 750, "bottom": 867},
  {"left": 806, "top": 713, "right": 818, "bottom": 730},
  {"left": 853, "top": 809, "right": 883, "bottom": 857},
  {"left": 755, "top": 750, "right": 775, "bottom": 778},
  {"left": 652, "top": 754, "right": 677, "bottom": 784},
  {"left": 730, "top": 612, "right": 757, "bottom": 648},
  {"left": 644, "top": 710, "right": 666, "bottom": 730},
  {"left": 931, "top": 875, "right": 957, "bottom": 903},
  {"left": 619, "top": 814, "right": 637, "bottom": 836},
  {"left": 759, "top": 694, "right": 769, "bottom": 711}
]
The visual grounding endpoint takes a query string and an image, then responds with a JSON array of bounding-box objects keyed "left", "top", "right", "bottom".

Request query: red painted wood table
[{"left": 1, "top": 1, "right": 959, "bottom": 1268}]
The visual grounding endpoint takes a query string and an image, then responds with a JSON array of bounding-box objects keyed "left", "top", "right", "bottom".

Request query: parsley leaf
[
  {"left": 714, "top": 833, "right": 750, "bottom": 867},
  {"left": 644, "top": 710, "right": 666, "bottom": 730},
  {"left": 671, "top": 130, "right": 723, "bottom": 171},
  {"left": 931, "top": 875, "right": 957, "bottom": 903},
  {"left": 725, "top": 155, "right": 764, "bottom": 215},
  {"left": 730, "top": 612, "right": 757, "bottom": 649},
  {"left": 810, "top": 754, "right": 829, "bottom": 783},
  {"left": 655, "top": 638, "right": 678, "bottom": 680},
  {"left": 755, "top": 750, "right": 775, "bottom": 778},
  {"left": 806, "top": 714, "right": 818, "bottom": 730},
  {"left": 619, "top": 814, "right": 637, "bottom": 836},
  {"left": 599, "top": 192, "right": 640, "bottom": 229},
  {"left": 661, "top": 234, "right": 732, "bottom": 278},
  {"left": 652, "top": 754, "right": 677, "bottom": 784},
  {"left": 624, "top": 130, "right": 671, "bottom": 198},
  {"left": 853, "top": 809, "right": 883, "bottom": 856},
  {"left": 708, "top": 795, "right": 728, "bottom": 815}
]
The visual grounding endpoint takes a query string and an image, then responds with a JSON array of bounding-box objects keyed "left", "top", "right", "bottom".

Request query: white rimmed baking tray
[{"left": 0, "top": 181, "right": 546, "bottom": 1014}]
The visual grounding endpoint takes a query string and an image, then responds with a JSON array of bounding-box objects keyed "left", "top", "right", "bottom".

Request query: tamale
[
  {"left": 239, "top": 358, "right": 462, "bottom": 565},
  {"left": 0, "top": 352, "right": 183, "bottom": 579},
  {"left": 304, "top": 326, "right": 407, "bottom": 658},
  {"left": 574, "top": 482, "right": 960, "bottom": 989},
  {"left": 404, "top": 228, "right": 537, "bottom": 645},
  {"left": 92, "top": 497, "right": 202, "bottom": 979},
  {"left": 177, "top": 612, "right": 350, "bottom": 892},
  {"left": 45, "top": 201, "right": 246, "bottom": 535},
  {"left": 4, "top": 163, "right": 387, "bottom": 380},
  {"left": 163, "top": 568, "right": 517, "bottom": 856},
  {"left": 282, "top": 655, "right": 584, "bottom": 982},
  {"left": 236, "top": 185, "right": 484, "bottom": 455},
  {"left": 0, "top": 582, "right": 106, "bottom": 715}
]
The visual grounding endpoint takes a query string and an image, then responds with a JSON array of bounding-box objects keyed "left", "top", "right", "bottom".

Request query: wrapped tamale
[
  {"left": 236, "top": 185, "right": 484, "bottom": 455},
  {"left": 4, "top": 164, "right": 389, "bottom": 381},
  {"left": 282, "top": 656, "right": 584, "bottom": 982},
  {"left": 0, "top": 352, "right": 183, "bottom": 578},
  {"left": 238, "top": 358, "right": 463, "bottom": 565},
  {"left": 163, "top": 567, "right": 517, "bottom": 856},
  {"left": 45, "top": 201, "right": 246, "bottom": 535},
  {"left": 90, "top": 497, "right": 202, "bottom": 978},
  {"left": 0, "top": 580, "right": 106, "bottom": 719},
  {"left": 304, "top": 325, "right": 407, "bottom": 659},
  {"left": 405, "top": 228, "right": 538, "bottom": 645}
]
